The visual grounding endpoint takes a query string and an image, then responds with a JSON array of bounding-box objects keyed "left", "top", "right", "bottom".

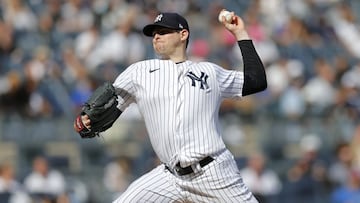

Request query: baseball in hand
[{"left": 218, "top": 10, "right": 233, "bottom": 23}]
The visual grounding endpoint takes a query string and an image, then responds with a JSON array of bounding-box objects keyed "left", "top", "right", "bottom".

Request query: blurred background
[{"left": 0, "top": 0, "right": 360, "bottom": 202}]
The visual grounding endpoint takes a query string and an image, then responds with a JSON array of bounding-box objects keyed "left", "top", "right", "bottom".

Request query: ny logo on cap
[{"left": 155, "top": 14, "right": 163, "bottom": 22}]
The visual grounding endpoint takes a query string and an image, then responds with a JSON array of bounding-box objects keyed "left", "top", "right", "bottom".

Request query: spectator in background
[
  {"left": 331, "top": 167, "right": 360, "bottom": 203},
  {"left": 266, "top": 58, "right": 302, "bottom": 100},
  {"left": 103, "top": 156, "right": 132, "bottom": 199},
  {"left": 240, "top": 152, "right": 282, "bottom": 203},
  {"left": 0, "top": 19, "right": 15, "bottom": 66},
  {"left": 188, "top": 39, "right": 210, "bottom": 62},
  {"left": 351, "top": 124, "right": 360, "bottom": 169},
  {"left": 331, "top": 2, "right": 360, "bottom": 59},
  {"left": 340, "top": 62, "right": 360, "bottom": 121},
  {"left": 61, "top": 45, "right": 93, "bottom": 112},
  {"left": 14, "top": 10, "right": 58, "bottom": 56},
  {"left": 278, "top": 59, "right": 306, "bottom": 120},
  {"left": 23, "top": 156, "right": 67, "bottom": 202},
  {"left": 2, "top": 0, "right": 37, "bottom": 31},
  {"left": 74, "top": 23, "right": 100, "bottom": 69},
  {"left": 302, "top": 58, "right": 336, "bottom": 116},
  {"left": 57, "top": 0, "right": 94, "bottom": 36},
  {"left": 86, "top": 4, "right": 145, "bottom": 75},
  {"left": 0, "top": 162, "right": 31, "bottom": 203},
  {"left": 328, "top": 142, "right": 354, "bottom": 188},
  {"left": 0, "top": 18, "right": 25, "bottom": 115},
  {"left": 24, "top": 45, "right": 73, "bottom": 118},
  {"left": 283, "top": 134, "right": 331, "bottom": 203},
  {"left": 333, "top": 55, "right": 351, "bottom": 88},
  {"left": 0, "top": 71, "right": 21, "bottom": 97},
  {"left": 0, "top": 162, "right": 18, "bottom": 192},
  {"left": 243, "top": 1, "right": 279, "bottom": 67}
]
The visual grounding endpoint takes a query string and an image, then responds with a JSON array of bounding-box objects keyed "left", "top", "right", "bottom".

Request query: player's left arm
[
  {"left": 221, "top": 12, "right": 267, "bottom": 96},
  {"left": 238, "top": 40, "right": 267, "bottom": 96}
]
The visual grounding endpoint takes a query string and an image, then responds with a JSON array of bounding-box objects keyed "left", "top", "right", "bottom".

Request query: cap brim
[{"left": 143, "top": 24, "right": 180, "bottom": 37}]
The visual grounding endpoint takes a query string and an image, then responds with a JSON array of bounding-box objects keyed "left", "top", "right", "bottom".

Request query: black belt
[{"left": 166, "top": 156, "right": 214, "bottom": 176}]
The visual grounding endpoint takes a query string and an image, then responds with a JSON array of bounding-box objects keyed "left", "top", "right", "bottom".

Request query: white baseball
[{"left": 218, "top": 10, "right": 233, "bottom": 23}]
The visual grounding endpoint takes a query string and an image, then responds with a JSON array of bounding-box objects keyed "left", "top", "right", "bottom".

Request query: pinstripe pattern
[
  {"left": 112, "top": 165, "right": 183, "bottom": 203},
  {"left": 177, "top": 150, "right": 258, "bottom": 203},
  {"left": 113, "top": 150, "right": 258, "bottom": 202},
  {"left": 112, "top": 59, "right": 257, "bottom": 202}
]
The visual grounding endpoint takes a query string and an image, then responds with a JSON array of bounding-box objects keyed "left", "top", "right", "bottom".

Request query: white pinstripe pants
[{"left": 112, "top": 150, "right": 258, "bottom": 203}]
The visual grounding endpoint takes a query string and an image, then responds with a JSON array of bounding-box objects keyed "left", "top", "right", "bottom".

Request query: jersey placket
[{"left": 174, "top": 63, "right": 186, "bottom": 165}]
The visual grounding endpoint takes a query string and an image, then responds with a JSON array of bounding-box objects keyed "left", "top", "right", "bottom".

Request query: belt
[{"left": 165, "top": 156, "right": 214, "bottom": 176}]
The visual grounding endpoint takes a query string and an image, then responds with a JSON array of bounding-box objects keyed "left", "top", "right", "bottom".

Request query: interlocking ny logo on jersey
[{"left": 187, "top": 71, "right": 209, "bottom": 90}]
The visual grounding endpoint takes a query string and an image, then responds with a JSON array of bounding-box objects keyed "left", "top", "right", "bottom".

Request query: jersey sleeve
[
  {"left": 113, "top": 64, "right": 136, "bottom": 112},
  {"left": 214, "top": 64, "right": 244, "bottom": 99}
]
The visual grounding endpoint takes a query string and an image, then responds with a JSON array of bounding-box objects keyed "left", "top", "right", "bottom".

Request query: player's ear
[{"left": 179, "top": 29, "right": 189, "bottom": 43}]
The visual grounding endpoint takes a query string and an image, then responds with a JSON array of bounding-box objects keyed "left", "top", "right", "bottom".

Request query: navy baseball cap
[{"left": 143, "top": 12, "right": 189, "bottom": 37}]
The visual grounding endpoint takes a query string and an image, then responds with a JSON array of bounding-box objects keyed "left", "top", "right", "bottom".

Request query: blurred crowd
[{"left": 0, "top": 0, "right": 360, "bottom": 202}]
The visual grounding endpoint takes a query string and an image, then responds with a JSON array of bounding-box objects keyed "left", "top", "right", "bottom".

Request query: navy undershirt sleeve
[{"left": 238, "top": 40, "right": 267, "bottom": 96}]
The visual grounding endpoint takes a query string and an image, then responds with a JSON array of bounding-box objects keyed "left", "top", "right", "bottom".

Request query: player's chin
[
  {"left": 154, "top": 49, "right": 169, "bottom": 58},
  {"left": 154, "top": 44, "right": 163, "bottom": 52}
]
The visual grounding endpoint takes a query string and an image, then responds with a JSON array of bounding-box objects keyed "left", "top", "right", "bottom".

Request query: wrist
[{"left": 234, "top": 30, "right": 250, "bottom": 41}]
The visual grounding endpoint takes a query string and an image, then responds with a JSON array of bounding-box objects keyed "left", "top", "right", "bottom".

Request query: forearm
[
  {"left": 234, "top": 30, "right": 250, "bottom": 41},
  {"left": 239, "top": 40, "right": 267, "bottom": 96}
]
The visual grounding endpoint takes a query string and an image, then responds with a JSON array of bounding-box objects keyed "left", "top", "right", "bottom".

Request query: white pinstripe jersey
[{"left": 113, "top": 59, "right": 244, "bottom": 168}]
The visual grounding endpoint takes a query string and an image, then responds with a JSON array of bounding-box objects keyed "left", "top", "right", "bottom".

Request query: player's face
[{"left": 152, "top": 28, "right": 186, "bottom": 58}]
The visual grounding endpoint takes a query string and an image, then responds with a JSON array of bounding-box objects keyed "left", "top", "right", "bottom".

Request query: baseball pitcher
[{"left": 74, "top": 11, "right": 267, "bottom": 203}]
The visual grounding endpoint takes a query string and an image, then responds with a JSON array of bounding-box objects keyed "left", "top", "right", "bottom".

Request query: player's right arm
[{"left": 74, "top": 64, "right": 136, "bottom": 134}]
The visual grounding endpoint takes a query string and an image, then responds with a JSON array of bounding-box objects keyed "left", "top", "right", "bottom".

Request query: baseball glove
[{"left": 74, "top": 82, "right": 122, "bottom": 138}]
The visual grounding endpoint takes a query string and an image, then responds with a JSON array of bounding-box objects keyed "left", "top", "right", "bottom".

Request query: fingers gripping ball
[
  {"left": 218, "top": 10, "right": 233, "bottom": 23},
  {"left": 74, "top": 82, "right": 122, "bottom": 138}
]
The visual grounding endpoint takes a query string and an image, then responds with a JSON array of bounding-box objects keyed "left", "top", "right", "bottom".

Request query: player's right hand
[
  {"left": 81, "top": 115, "right": 91, "bottom": 129},
  {"left": 74, "top": 114, "right": 91, "bottom": 133}
]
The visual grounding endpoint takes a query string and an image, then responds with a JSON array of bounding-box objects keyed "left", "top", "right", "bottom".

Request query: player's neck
[
  {"left": 168, "top": 48, "right": 187, "bottom": 63},
  {"left": 160, "top": 52, "right": 187, "bottom": 63},
  {"left": 169, "top": 55, "right": 187, "bottom": 63}
]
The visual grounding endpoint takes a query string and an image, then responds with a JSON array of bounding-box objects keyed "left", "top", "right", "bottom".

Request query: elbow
[
  {"left": 255, "top": 74, "right": 268, "bottom": 93},
  {"left": 259, "top": 77, "right": 268, "bottom": 92},
  {"left": 242, "top": 75, "right": 267, "bottom": 96},
  {"left": 253, "top": 79, "right": 267, "bottom": 94}
]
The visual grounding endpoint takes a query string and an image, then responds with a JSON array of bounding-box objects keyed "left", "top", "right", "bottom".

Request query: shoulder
[
  {"left": 133, "top": 59, "right": 164, "bottom": 66},
  {"left": 49, "top": 170, "right": 65, "bottom": 180},
  {"left": 189, "top": 61, "right": 220, "bottom": 72},
  {"left": 194, "top": 61, "right": 219, "bottom": 68},
  {"left": 126, "top": 59, "right": 165, "bottom": 70},
  {"left": 23, "top": 173, "right": 40, "bottom": 183},
  {"left": 192, "top": 61, "right": 237, "bottom": 75}
]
